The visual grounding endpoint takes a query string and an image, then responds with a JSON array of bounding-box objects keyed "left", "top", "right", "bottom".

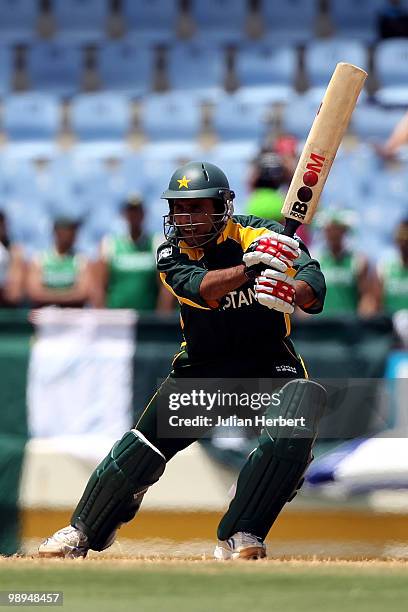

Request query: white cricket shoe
[
  {"left": 38, "top": 526, "right": 89, "bottom": 559},
  {"left": 214, "top": 532, "right": 266, "bottom": 560}
]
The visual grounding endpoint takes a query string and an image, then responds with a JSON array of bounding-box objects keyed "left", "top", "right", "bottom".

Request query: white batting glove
[
  {"left": 243, "top": 231, "right": 300, "bottom": 273},
  {"left": 255, "top": 269, "right": 296, "bottom": 314}
]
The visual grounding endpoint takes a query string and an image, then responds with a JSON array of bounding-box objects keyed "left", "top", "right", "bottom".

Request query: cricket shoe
[
  {"left": 214, "top": 532, "right": 266, "bottom": 560},
  {"left": 38, "top": 526, "right": 90, "bottom": 559}
]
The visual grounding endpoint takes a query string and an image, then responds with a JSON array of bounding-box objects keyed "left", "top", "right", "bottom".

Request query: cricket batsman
[{"left": 39, "top": 161, "right": 327, "bottom": 560}]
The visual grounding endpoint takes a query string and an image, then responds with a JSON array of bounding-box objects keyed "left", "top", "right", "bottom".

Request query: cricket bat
[{"left": 281, "top": 62, "right": 367, "bottom": 237}]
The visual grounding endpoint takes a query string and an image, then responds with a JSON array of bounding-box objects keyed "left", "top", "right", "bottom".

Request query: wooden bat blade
[{"left": 281, "top": 62, "right": 367, "bottom": 236}]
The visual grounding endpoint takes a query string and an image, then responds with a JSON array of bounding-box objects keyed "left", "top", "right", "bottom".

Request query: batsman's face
[{"left": 172, "top": 198, "right": 217, "bottom": 246}]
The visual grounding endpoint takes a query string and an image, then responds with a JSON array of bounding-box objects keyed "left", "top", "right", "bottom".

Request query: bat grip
[{"left": 282, "top": 218, "right": 301, "bottom": 238}]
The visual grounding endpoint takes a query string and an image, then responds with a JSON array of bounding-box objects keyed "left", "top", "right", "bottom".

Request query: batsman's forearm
[
  {"left": 200, "top": 265, "right": 248, "bottom": 301},
  {"left": 294, "top": 280, "right": 317, "bottom": 308}
]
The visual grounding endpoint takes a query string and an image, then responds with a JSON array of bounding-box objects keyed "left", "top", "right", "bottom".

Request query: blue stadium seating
[
  {"left": 330, "top": 0, "right": 385, "bottom": 42},
  {"left": 260, "top": 0, "right": 317, "bottom": 44},
  {"left": 0, "top": 155, "right": 49, "bottom": 249},
  {"left": 122, "top": 0, "right": 178, "bottom": 43},
  {"left": 0, "top": 0, "right": 37, "bottom": 43},
  {"left": 53, "top": 0, "right": 108, "bottom": 43},
  {"left": 0, "top": 46, "right": 13, "bottom": 95},
  {"left": 139, "top": 158, "right": 176, "bottom": 234},
  {"left": 212, "top": 95, "right": 270, "bottom": 141},
  {"left": 3, "top": 93, "right": 60, "bottom": 158},
  {"left": 351, "top": 104, "right": 406, "bottom": 141},
  {"left": 235, "top": 44, "right": 297, "bottom": 104},
  {"left": 167, "top": 42, "right": 225, "bottom": 102},
  {"left": 141, "top": 93, "right": 202, "bottom": 141},
  {"left": 70, "top": 93, "right": 132, "bottom": 146},
  {"left": 375, "top": 39, "right": 408, "bottom": 106},
  {"left": 191, "top": 0, "right": 248, "bottom": 45},
  {"left": 305, "top": 39, "right": 368, "bottom": 87},
  {"left": 281, "top": 95, "right": 320, "bottom": 140},
  {"left": 27, "top": 42, "right": 83, "bottom": 97},
  {"left": 141, "top": 141, "right": 201, "bottom": 163},
  {"left": 99, "top": 41, "right": 154, "bottom": 97}
]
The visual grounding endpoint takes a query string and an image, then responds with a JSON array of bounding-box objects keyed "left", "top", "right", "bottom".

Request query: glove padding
[
  {"left": 255, "top": 269, "right": 296, "bottom": 314},
  {"left": 243, "top": 232, "right": 300, "bottom": 273}
]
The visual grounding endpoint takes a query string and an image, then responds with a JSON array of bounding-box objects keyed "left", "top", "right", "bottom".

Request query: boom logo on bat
[{"left": 289, "top": 152, "right": 325, "bottom": 220}]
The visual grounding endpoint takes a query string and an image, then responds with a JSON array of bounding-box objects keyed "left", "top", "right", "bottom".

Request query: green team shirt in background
[
  {"left": 317, "top": 250, "right": 360, "bottom": 315},
  {"left": 102, "top": 234, "right": 157, "bottom": 311},
  {"left": 157, "top": 215, "right": 326, "bottom": 364},
  {"left": 38, "top": 250, "right": 83, "bottom": 289},
  {"left": 246, "top": 188, "right": 284, "bottom": 222},
  {"left": 378, "top": 255, "right": 408, "bottom": 314}
]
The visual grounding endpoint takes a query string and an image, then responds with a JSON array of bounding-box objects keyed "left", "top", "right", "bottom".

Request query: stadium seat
[
  {"left": 330, "top": 0, "right": 385, "bottom": 42},
  {"left": 0, "top": 0, "right": 37, "bottom": 43},
  {"left": 260, "top": 0, "right": 317, "bottom": 44},
  {"left": 70, "top": 93, "right": 132, "bottom": 158},
  {"left": 0, "top": 46, "right": 13, "bottom": 95},
  {"left": 212, "top": 94, "right": 271, "bottom": 141},
  {"left": 3, "top": 93, "right": 60, "bottom": 158},
  {"left": 191, "top": 0, "right": 248, "bottom": 45},
  {"left": 351, "top": 104, "right": 406, "bottom": 142},
  {"left": 167, "top": 42, "right": 225, "bottom": 102},
  {"left": 141, "top": 141, "right": 201, "bottom": 163},
  {"left": 0, "top": 155, "right": 49, "bottom": 249},
  {"left": 305, "top": 39, "right": 368, "bottom": 87},
  {"left": 98, "top": 41, "right": 154, "bottom": 97},
  {"left": 122, "top": 0, "right": 178, "bottom": 44},
  {"left": 141, "top": 93, "right": 202, "bottom": 141},
  {"left": 281, "top": 95, "right": 320, "bottom": 141},
  {"left": 235, "top": 44, "right": 297, "bottom": 104},
  {"left": 139, "top": 158, "right": 176, "bottom": 234},
  {"left": 319, "top": 150, "right": 364, "bottom": 210},
  {"left": 375, "top": 39, "right": 408, "bottom": 106},
  {"left": 27, "top": 42, "right": 83, "bottom": 98},
  {"left": 52, "top": 0, "right": 109, "bottom": 43},
  {"left": 209, "top": 140, "right": 259, "bottom": 163}
]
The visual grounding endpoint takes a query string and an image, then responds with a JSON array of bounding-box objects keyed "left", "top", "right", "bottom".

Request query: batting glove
[
  {"left": 255, "top": 269, "right": 296, "bottom": 314},
  {"left": 243, "top": 232, "right": 300, "bottom": 273}
]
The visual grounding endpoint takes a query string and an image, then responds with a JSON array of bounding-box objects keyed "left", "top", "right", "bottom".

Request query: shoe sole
[{"left": 234, "top": 546, "right": 267, "bottom": 560}]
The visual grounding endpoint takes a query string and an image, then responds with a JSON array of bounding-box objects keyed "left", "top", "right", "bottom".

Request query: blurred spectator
[
  {"left": 26, "top": 218, "right": 91, "bottom": 308},
  {"left": 376, "top": 218, "right": 408, "bottom": 314},
  {"left": 90, "top": 194, "right": 174, "bottom": 312},
  {"left": 378, "top": 0, "right": 408, "bottom": 39},
  {"left": 315, "top": 210, "right": 376, "bottom": 316},
  {"left": 272, "top": 134, "right": 298, "bottom": 182},
  {"left": 246, "top": 151, "right": 286, "bottom": 222},
  {"left": 0, "top": 211, "right": 25, "bottom": 307},
  {"left": 247, "top": 138, "right": 311, "bottom": 244},
  {"left": 379, "top": 108, "right": 408, "bottom": 158}
]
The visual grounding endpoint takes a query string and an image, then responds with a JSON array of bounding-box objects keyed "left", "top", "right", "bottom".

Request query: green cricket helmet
[{"left": 161, "top": 161, "right": 235, "bottom": 247}]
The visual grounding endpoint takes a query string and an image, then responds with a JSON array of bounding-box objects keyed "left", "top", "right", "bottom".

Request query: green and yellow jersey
[
  {"left": 157, "top": 215, "right": 326, "bottom": 363},
  {"left": 102, "top": 234, "right": 157, "bottom": 311},
  {"left": 378, "top": 254, "right": 408, "bottom": 314}
]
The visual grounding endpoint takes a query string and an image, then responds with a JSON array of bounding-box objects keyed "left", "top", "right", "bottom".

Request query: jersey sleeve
[
  {"left": 293, "top": 250, "right": 326, "bottom": 314},
  {"left": 156, "top": 242, "right": 211, "bottom": 310},
  {"left": 234, "top": 215, "right": 326, "bottom": 313}
]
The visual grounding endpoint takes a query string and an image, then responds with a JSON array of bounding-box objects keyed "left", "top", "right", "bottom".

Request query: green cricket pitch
[{"left": 0, "top": 557, "right": 407, "bottom": 612}]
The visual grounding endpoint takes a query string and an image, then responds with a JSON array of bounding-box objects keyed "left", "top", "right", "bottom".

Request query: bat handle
[{"left": 282, "top": 218, "right": 302, "bottom": 238}]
